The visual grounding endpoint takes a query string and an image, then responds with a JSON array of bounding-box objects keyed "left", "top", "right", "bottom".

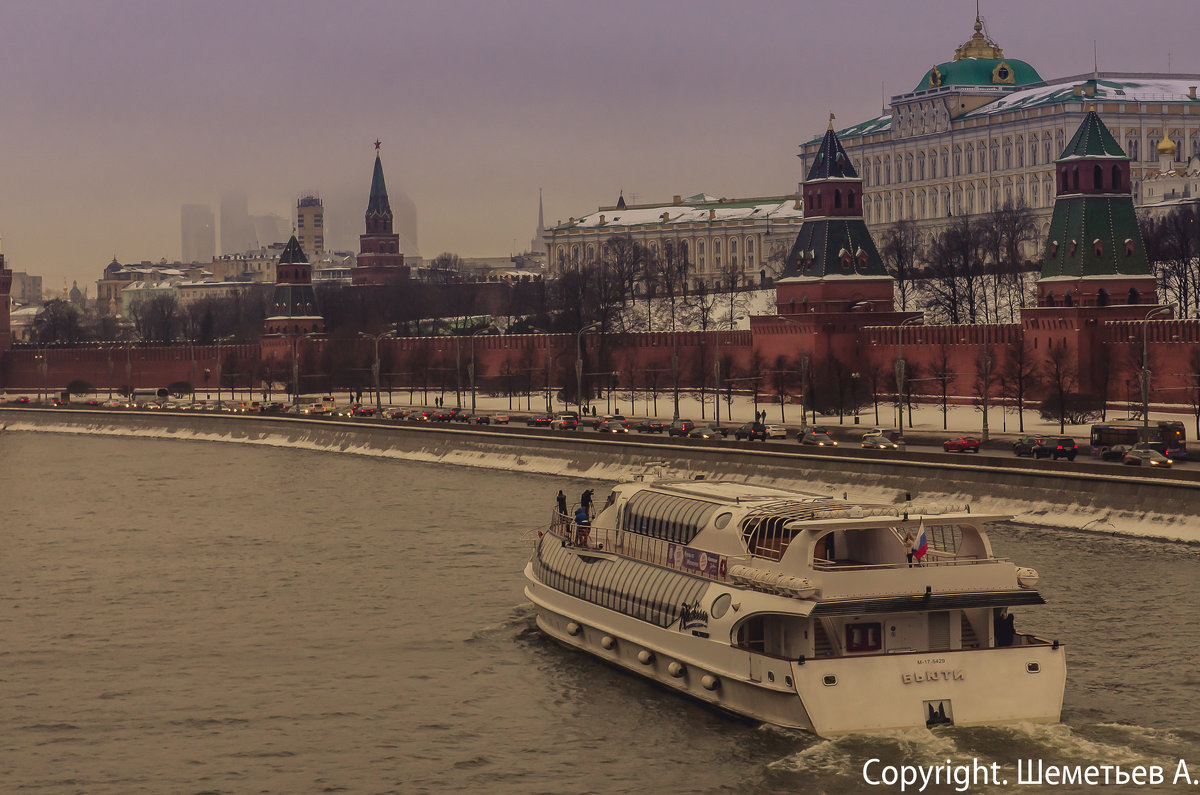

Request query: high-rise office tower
[{"left": 181, "top": 204, "right": 216, "bottom": 263}]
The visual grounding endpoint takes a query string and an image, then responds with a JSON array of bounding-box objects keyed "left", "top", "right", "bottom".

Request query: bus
[{"left": 1089, "top": 420, "right": 1187, "bottom": 460}]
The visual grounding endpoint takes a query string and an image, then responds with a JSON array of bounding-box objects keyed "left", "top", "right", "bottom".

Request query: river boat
[{"left": 524, "top": 479, "right": 1065, "bottom": 736}]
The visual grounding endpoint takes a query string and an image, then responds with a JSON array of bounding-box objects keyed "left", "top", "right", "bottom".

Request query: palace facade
[{"left": 803, "top": 16, "right": 1200, "bottom": 248}]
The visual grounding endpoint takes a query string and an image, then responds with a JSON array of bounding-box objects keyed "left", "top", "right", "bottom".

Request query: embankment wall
[{"left": 4, "top": 408, "right": 1198, "bottom": 543}]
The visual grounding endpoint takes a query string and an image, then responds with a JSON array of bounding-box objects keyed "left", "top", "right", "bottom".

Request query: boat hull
[{"left": 525, "top": 561, "right": 1066, "bottom": 737}]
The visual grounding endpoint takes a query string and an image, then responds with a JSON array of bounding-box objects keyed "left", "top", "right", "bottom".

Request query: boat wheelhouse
[{"left": 524, "top": 479, "right": 1065, "bottom": 736}]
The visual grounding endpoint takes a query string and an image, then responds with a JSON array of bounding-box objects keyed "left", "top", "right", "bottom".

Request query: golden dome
[
  {"left": 1157, "top": 137, "right": 1177, "bottom": 155},
  {"left": 954, "top": 16, "right": 1004, "bottom": 60}
]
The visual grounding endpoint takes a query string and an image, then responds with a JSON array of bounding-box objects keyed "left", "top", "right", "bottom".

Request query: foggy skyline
[{"left": 3, "top": 0, "right": 1197, "bottom": 291}]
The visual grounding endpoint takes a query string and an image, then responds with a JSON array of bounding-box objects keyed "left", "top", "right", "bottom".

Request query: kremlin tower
[
  {"left": 263, "top": 235, "right": 324, "bottom": 336},
  {"left": 353, "top": 142, "right": 410, "bottom": 286}
]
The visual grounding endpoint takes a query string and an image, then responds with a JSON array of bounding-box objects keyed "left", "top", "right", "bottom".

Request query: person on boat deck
[
  {"left": 903, "top": 531, "right": 915, "bottom": 566},
  {"left": 580, "top": 489, "right": 595, "bottom": 519},
  {"left": 574, "top": 506, "right": 591, "bottom": 546},
  {"left": 994, "top": 608, "right": 1016, "bottom": 647},
  {"left": 556, "top": 490, "right": 568, "bottom": 518}
]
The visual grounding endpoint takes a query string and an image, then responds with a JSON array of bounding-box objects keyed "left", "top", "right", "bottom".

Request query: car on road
[
  {"left": 1012, "top": 435, "right": 1047, "bottom": 457},
  {"left": 551, "top": 414, "right": 579, "bottom": 430},
  {"left": 861, "top": 431, "right": 904, "bottom": 450},
  {"left": 688, "top": 424, "right": 728, "bottom": 440},
  {"left": 1045, "top": 437, "right": 1078, "bottom": 461},
  {"left": 762, "top": 424, "right": 788, "bottom": 440},
  {"left": 1123, "top": 446, "right": 1173, "bottom": 468},
  {"left": 1100, "top": 443, "right": 1132, "bottom": 462},
  {"left": 407, "top": 409, "right": 433, "bottom": 421},
  {"left": 734, "top": 421, "right": 767, "bottom": 441},
  {"left": 11, "top": 396, "right": 32, "bottom": 405},
  {"left": 596, "top": 418, "right": 630, "bottom": 433},
  {"left": 492, "top": 413, "right": 511, "bottom": 424},
  {"left": 667, "top": 419, "right": 696, "bottom": 437},
  {"left": 799, "top": 428, "right": 838, "bottom": 446},
  {"left": 635, "top": 419, "right": 666, "bottom": 433},
  {"left": 943, "top": 436, "right": 981, "bottom": 453},
  {"left": 470, "top": 414, "right": 491, "bottom": 424},
  {"left": 592, "top": 414, "right": 630, "bottom": 430},
  {"left": 526, "top": 414, "right": 554, "bottom": 427}
]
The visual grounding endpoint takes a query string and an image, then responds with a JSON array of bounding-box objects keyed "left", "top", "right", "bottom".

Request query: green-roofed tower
[{"left": 1036, "top": 109, "right": 1158, "bottom": 308}]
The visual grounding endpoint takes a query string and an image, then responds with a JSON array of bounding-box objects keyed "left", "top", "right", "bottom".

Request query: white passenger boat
[{"left": 524, "top": 479, "right": 1065, "bottom": 736}]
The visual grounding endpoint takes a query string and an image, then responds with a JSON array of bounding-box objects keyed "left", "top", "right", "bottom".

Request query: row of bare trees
[
  {"left": 1141, "top": 204, "right": 1200, "bottom": 318},
  {"left": 879, "top": 200, "right": 1041, "bottom": 324}
]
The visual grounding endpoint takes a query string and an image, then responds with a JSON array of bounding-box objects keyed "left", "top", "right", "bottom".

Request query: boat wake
[{"left": 768, "top": 721, "right": 1193, "bottom": 792}]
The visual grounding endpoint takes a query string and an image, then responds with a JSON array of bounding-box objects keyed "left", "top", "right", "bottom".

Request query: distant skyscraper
[
  {"left": 296, "top": 195, "right": 325, "bottom": 255},
  {"left": 220, "top": 190, "right": 255, "bottom": 255},
  {"left": 250, "top": 213, "right": 289, "bottom": 249},
  {"left": 181, "top": 204, "right": 216, "bottom": 263}
]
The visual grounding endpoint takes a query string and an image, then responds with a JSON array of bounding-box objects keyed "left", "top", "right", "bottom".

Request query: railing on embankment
[{"left": 5, "top": 407, "right": 1200, "bottom": 534}]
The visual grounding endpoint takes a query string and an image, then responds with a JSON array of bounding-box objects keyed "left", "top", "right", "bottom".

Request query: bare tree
[
  {"left": 922, "top": 214, "right": 984, "bottom": 324},
  {"left": 972, "top": 344, "right": 999, "bottom": 441},
  {"left": 999, "top": 336, "right": 1038, "bottom": 432},
  {"left": 879, "top": 219, "right": 921, "bottom": 312},
  {"left": 130, "top": 294, "right": 183, "bottom": 344},
  {"left": 929, "top": 344, "right": 954, "bottom": 430},
  {"left": 1042, "top": 339, "right": 1078, "bottom": 433},
  {"left": 429, "top": 252, "right": 463, "bottom": 285}
]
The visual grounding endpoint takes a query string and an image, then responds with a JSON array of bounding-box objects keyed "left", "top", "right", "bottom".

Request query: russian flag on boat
[{"left": 913, "top": 521, "right": 929, "bottom": 561}]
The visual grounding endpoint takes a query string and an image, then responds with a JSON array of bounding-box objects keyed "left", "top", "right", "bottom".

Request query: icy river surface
[{"left": 3, "top": 432, "right": 1198, "bottom": 794}]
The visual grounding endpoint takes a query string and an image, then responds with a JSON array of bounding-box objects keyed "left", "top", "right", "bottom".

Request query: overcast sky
[{"left": 3, "top": 0, "right": 1198, "bottom": 292}]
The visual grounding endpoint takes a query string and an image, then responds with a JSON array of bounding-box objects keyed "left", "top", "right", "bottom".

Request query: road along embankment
[{"left": 5, "top": 408, "right": 1199, "bottom": 543}]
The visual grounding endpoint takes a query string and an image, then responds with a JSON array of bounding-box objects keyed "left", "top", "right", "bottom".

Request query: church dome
[
  {"left": 913, "top": 17, "right": 1042, "bottom": 92},
  {"left": 1157, "top": 137, "right": 1178, "bottom": 156}
]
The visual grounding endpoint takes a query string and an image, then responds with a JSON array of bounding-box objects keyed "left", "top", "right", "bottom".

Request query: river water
[{"left": 3, "top": 431, "right": 1198, "bottom": 794}]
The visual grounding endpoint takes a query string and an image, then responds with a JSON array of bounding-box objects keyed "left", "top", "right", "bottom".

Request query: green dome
[{"left": 914, "top": 57, "right": 1042, "bottom": 92}]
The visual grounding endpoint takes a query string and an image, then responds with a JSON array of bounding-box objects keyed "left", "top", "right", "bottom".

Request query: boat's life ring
[{"left": 718, "top": 557, "right": 727, "bottom": 578}]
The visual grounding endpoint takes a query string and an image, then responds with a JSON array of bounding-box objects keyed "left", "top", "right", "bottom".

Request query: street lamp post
[
  {"left": 895, "top": 315, "right": 924, "bottom": 435},
  {"left": 469, "top": 324, "right": 497, "bottom": 413},
  {"left": 215, "top": 334, "right": 236, "bottom": 408},
  {"left": 1141, "top": 306, "right": 1173, "bottom": 431},
  {"left": 359, "top": 329, "right": 397, "bottom": 412},
  {"left": 713, "top": 315, "right": 745, "bottom": 422},
  {"left": 527, "top": 326, "right": 555, "bottom": 413},
  {"left": 291, "top": 332, "right": 321, "bottom": 411},
  {"left": 577, "top": 321, "right": 601, "bottom": 415}
]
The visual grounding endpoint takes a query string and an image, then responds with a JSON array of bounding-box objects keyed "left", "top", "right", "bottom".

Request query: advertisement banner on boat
[{"left": 668, "top": 543, "right": 723, "bottom": 578}]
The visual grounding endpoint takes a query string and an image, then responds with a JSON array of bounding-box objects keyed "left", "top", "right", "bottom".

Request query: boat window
[
  {"left": 713, "top": 512, "right": 732, "bottom": 529},
  {"left": 711, "top": 593, "right": 732, "bottom": 618},
  {"left": 845, "top": 622, "right": 882, "bottom": 653},
  {"left": 620, "top": 491, "right": 717, "bottom": 545}
]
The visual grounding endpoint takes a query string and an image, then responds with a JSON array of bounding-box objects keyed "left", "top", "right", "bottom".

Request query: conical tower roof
[
  {"left": 279, "top": 234, "right": 308, "bottom": 265},
  {"left": 1058, "top": 110, "right": 1126, "bottom": 160},
  {"left": 368, "top": 154, "right": 392, "bottom": 217},
  {"left": 806, "top": 123, "right": 859, "bottom": 181}
]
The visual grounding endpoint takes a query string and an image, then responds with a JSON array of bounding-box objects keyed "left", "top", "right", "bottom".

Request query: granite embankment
[{"left": 5, "top": 408, "right": 1199, "bottom": 542}]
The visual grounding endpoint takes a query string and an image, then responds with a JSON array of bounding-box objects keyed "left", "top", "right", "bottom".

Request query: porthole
[
  {"left": 1026, "top": 662, "right": 1041, "bottom": 674},
  {"left": 711, "top": 593, "right": 732, "bottom": 619},
  {"left": 823, "top": 674, "right": 838, "bottom": 687},
  {"left": 767, "top": 671, "right": 775, "bottom": 683},
  {"left": 785, "top": 675, "right": 793, "bottom": 687},
  {"left": 713, "top": 512, "right": 732, "bottom": 529}
]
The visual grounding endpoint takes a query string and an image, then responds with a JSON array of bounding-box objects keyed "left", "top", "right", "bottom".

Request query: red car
[{"left": 943, "top": 436, "right": 981, "bottom": 453}]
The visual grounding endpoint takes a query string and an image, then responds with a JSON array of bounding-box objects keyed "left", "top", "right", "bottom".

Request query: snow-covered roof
[
  {"left": 550, "top": 195, "right": 802, "bottom": 232},
  {"left": 821, "top": 72, "right": 1200, "bottom": 144}
]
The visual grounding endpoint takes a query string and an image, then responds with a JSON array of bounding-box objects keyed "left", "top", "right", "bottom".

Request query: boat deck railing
[{"left": 811, "top": 555, "right": 1011, "bottom": 572}]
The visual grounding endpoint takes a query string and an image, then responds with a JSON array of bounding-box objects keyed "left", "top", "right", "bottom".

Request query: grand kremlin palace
[
  {"left": 816, "top": 17, "right": 1200, "bottom": 243},
  {"left": 546, "top": 16, "right": 1200, "bottom": 291}
]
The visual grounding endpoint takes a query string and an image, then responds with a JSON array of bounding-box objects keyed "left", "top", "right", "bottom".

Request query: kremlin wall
[{"left": 5, "top": 110, "right": 1200, "bottom": 417}]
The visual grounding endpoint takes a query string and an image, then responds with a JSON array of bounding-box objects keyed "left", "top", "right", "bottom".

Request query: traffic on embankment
[{"left": 4, "top": 399, "right": 1199, "bottom": 544}]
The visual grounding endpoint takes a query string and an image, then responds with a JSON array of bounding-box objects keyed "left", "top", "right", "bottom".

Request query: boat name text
[{"left": 900, "top": 669, "right": 963, "bottom": 684}]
